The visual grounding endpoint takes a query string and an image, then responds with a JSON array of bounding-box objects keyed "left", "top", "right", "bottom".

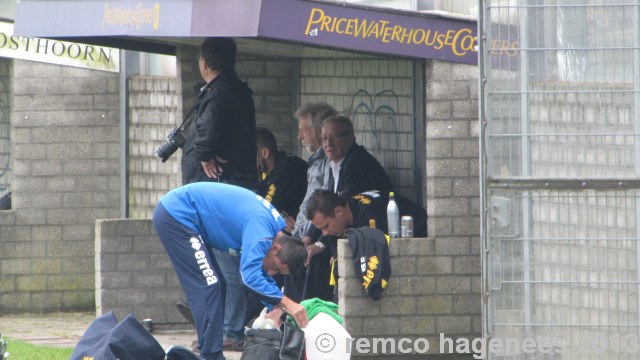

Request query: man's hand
[
  {"left": 265, "top": 307, "right": 285, "bottom": 327},
  {"left": 302, "top": 236, "right": 313, "bottom": 247},
  {"left": 283, "top": 215, "right": 295, "bottom": 234},
  {"left": 278, "top": 295, "right": 308, "bottom": 328},
  {"left": 305, "top": 241, "right": 324, "bottom": 266},
  {"left": 201, "top": 156, "right": 228, "bottom": 179}
]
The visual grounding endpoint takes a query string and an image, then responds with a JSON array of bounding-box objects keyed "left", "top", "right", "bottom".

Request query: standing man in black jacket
[
  {"left": 181, "top": 37, "right": 257, "bottom": 188},
  {"left": 178, "top": 37, "right": 257, "bottom": 352}
]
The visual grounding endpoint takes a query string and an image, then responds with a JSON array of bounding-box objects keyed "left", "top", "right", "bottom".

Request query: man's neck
[
  {"left": 345, "top": 203, "right": 354, "bottom": 227},
  {"left": 203, "top": 70, "right": 221, "bottom": 84}
]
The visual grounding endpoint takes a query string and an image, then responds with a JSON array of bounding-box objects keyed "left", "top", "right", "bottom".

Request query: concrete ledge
[
  {"left": 338, "top": 237, "right": 481, "bottom": 358},
  {"left": 95, "top": 218, "right": 189, "bottom": 326}
]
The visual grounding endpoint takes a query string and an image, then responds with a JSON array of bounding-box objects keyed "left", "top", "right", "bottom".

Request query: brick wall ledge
[{"left": 337, "top": 237, "right": 481, "bottom": 358}]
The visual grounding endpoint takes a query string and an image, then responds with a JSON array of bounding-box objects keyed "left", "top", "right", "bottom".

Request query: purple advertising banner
[
  {"left": 15, "top": 0, "right": 193, "bottom": 37},
  {"left": 15, "top": 0, "right": 478, "bottom": 64},
  {"left": 256, "top": 0, "right": 478, "bottom": 64}
]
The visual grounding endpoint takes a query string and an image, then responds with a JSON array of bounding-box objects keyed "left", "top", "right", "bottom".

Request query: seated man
[
  {"left": 305, "top": 189, "right": 427, "bottom": 238},
  {"left": 256, "top": 127, "right": 308, "bottom": 233},
  {"left": 153, "top": 182, "right": 308, "bottom": 360},
  {"left": 321, "top": 115, "right": 393, "bottom": 197},
  {"left": 305, "top": 115, "right": 395, "bottom": 258}
]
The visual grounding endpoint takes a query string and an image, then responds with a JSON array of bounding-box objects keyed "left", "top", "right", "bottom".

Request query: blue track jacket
[{"left": 159, "top": 182, "right": 287, "bottom": 306}]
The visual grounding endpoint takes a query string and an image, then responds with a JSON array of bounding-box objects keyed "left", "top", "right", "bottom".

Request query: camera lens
[{"left": 155, "top": 141, "right": 179, "bottom": 163}]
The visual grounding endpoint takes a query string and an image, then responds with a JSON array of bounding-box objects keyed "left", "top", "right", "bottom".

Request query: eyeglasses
[{"left": 321, "top": 130, "right": 350, "bottom": 143}]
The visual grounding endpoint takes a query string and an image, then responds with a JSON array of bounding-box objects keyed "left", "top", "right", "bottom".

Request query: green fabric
[{"left": 287, "top": 297, "right": 343, "bottom": 325}]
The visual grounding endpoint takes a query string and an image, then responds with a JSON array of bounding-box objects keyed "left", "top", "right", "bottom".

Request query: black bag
[
  {"left": 239, "top": 321, "right": 305, "bottom": 360},
  {"left": 279, "top": 322, "right": 305, "bottom": 360},
  {"left": 240, "top": 328, "right": 281, "bottom": 360},
  {"left": 70, "top": 312, "right": 165, "bottom": 360},
  {"left": 165, "top": 345, "right": 200, "bottom": 360}
]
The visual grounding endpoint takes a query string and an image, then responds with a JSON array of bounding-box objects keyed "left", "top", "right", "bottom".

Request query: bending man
[{"left": 153, "top": 182, "right": 308, "bottom": 360}]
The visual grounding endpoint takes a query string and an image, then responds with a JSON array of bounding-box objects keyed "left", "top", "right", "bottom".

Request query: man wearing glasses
[{"left": 321, "top": 115, "right": 393, "bottom": 197}]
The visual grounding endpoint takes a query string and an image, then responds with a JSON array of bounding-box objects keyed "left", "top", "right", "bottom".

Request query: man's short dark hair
[
  {"left": 200, "top": 37, "right": 237, "bottom": 72},
  {"left": 274, "top": 235, "right": 307, "bottom": 273},
  {"left": 294, "top": 102, "right": 338, "bottom": 129},
  {"left": 256, "top": 127, "right": 278, "bottom": 155},
  {"left": 305, "top": 189, "right": 347, "bottom": 220}
]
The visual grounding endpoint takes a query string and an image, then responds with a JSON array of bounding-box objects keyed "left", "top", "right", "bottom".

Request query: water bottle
[{"left": 387, "top": 191, "right": 400, "bottom": 238}]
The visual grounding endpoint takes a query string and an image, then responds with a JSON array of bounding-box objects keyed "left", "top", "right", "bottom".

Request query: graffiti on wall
[{"left": 348, "top": 88, "right": 401, "bottom": 186}]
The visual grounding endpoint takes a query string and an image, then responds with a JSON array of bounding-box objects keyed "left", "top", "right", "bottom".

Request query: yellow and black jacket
[{"left": 345, "top": 226, "right": 391, "bottom": 300}]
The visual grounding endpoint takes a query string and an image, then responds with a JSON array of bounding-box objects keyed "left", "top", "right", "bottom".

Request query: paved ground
[{"left": 0, "top": 312, "right": 242, "bottom": 359}]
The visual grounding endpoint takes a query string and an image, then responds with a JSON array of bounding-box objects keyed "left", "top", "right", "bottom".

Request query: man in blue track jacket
[{"left": 153, "top": 182, "right": 308, "bottom": 360}]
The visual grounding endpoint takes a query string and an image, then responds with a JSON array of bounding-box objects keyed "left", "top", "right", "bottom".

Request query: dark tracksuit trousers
[{"left": 153, "top": 203, "right": 226, "bottom": 360}]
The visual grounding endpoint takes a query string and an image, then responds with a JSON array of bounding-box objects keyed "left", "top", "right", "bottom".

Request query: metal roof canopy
[{"left": 14, "top": 0, "right": 477, "bottom": 63}]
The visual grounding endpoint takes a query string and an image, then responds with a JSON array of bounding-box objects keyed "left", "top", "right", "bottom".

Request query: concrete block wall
[
  {"left": 422, "top": 59, "right": 481, "bottom": 350},
  {"left": 300, "top": 58, "right": 418, "bottom": 200},
  {"left": 530, "top": 84, "right": 634, "bottom": 178},
  {"left": 128, "top": 76, "right": 181, "bottom": 219},
  {"left": 0, "top": 59, "right": 10, "bottom": 194},
  {"left": 338, "top": 237, "right": 480, "bottom": 358},
  {"left": 424, "top": 60, "right": 480, "bottom": 270},
  {"left": 0, "top": 60, "right": 120, "bottom": 312},
  {"left": 95, "top": 219, "right": 188, "bottom": 325}
]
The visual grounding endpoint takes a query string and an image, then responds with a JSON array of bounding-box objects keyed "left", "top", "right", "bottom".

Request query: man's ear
[
  {"left": 334, "top": 206, "right": 343, "bottom": 218},
  {"left": 259, "top": 147, "right": 269, "bottom": 160},
  {"left": 270, "top": 242, "right": 282, "bottom": 252}
]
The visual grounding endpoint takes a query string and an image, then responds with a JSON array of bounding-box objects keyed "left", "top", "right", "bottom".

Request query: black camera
[{"left": 156, "top": 127, "right": 186, "bottom": 163}]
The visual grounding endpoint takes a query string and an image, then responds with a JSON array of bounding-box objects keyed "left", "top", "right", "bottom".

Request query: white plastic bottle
[{"left": 387, "top": 191, "right": 400, "bottom": 238}]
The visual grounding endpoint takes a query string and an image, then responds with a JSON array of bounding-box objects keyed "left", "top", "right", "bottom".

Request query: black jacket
[
  {"left": 181, "top": 70, "right": 256, "bottom": 185},
  {"left": 329, "top": 143, "right": 393, "bottom": 197},
  {"left": 257, "top": 151, "right": 308, "bottom": 217},
  {"left": 345, "top": 227, "right": 391, "bottom": 300},
  {"left": 348, "top": 190, "right": 428, "bottom": 237}
]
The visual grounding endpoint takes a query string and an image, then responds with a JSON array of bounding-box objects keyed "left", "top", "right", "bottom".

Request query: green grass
[{"left": 3, "top": 338, "right": 73, "bottom": 360}]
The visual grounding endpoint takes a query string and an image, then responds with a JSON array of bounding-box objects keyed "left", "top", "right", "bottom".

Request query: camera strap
[
  {"left": 177, "top": 105, "right": 197, "bottom": 132},
  {"left": 179, "top": 86, "right": 215, "bottom": 132}
]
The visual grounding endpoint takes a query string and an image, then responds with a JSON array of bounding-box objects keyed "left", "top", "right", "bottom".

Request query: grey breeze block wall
[
  {"left": 299, "top": 57, "right": 418, "bottom": 200},
  {"left": 337, "top": 238, "right": 478, "bottom": 359},
  {"left": 128, "top": 76, "right": 181, "bottom": 219},
  {"left": 0, "top": 59, "right": 120, "bottom": 312},
  {"left": 95, "top": 219, "right": 186, "bottom": 324},
  {"left": 423, "top": 60, "right": 481, "bottom": 344}
]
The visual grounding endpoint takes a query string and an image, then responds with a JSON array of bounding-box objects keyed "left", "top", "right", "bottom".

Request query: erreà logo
[
  {"left": 190, "top": 236, "right": 202, "bottom": 251},
  {"left": 190, "top": 236, "right": 217, "bottom": 286}
]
